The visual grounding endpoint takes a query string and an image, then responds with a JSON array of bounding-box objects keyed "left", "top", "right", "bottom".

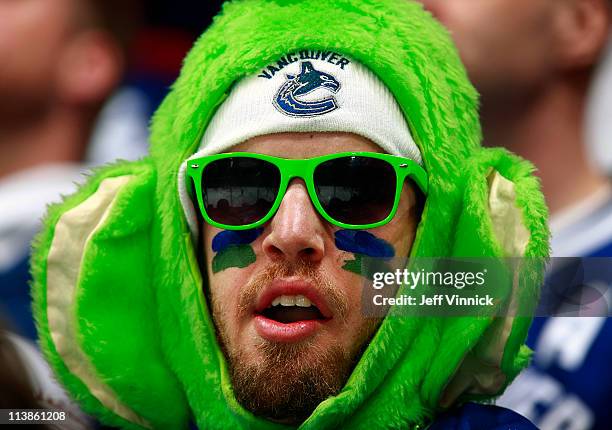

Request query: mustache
[{"left": 237, "top": 260, "right": 349, "bottom": 321}]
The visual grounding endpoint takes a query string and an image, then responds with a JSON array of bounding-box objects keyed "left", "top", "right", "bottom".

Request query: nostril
[
  {"left": 267, "top": 244, "right": 284, "bottom": 259},
  {"left": 298, "top": 247, "right": 324, "bottom": 262}
]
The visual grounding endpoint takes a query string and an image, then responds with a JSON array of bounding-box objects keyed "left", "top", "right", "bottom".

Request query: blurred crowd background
[
  {"left": 0, "top": 0, "right": 224, "bottom": 421},
  {"left": 1, "top": 1, "right": 611, "bottom": 429},
  {"left": 1, "top": 0, "right": 224, "bottom": 341}
]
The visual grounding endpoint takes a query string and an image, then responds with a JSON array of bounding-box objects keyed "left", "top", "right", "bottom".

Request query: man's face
[
  {"left": 201, "top": 132, "right": 420, "bottom": 422},
  {"left": 419, "top": 0, "right": 558, "bottom": 100}
]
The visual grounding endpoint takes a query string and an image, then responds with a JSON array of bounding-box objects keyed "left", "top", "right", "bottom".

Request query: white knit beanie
[{"left": 179, "top": 51, "right": 422, "bottom": 235}]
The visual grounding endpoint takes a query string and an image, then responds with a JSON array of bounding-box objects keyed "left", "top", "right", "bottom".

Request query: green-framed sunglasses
[{"left": 186, "top": 152, "right": 428, "bottom": 231}]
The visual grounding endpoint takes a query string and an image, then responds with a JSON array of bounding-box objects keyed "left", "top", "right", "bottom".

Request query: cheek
[
  {"left": 205, "top": 256, "right": 254, "bottom": 334},
  {"left": 208, "top": 273, "right": 237, "bottom": 309},
  {"left": 381, "top": 222, "right": 415, "bottom": 259},
  {"left": 386, "top": 188, "right": 419, "bottom": 256}
]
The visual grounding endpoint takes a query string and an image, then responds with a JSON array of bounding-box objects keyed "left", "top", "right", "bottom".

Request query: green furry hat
[{"left": 31, "top": 1, "right": 549, "bottom": 429}]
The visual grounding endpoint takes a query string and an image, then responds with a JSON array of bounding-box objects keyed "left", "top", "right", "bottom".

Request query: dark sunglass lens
[
  {"left": 314, "top": 156, "right": 396, "bottom": 225},
  {"left": 202, "top": 157, "right": 280, "bottom": 226}
]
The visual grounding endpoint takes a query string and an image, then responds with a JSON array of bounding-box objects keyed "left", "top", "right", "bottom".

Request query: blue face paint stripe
[
  {"left": 212, "top": 228, "right": 264, "bottom": 253},
  {"left": 334, "top": 230, "right": 395, "bottom": 259}
]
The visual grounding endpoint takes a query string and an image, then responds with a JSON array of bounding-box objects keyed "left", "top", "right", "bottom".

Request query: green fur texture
[
  {"left": 31, "top": 161, "right": 189, "bottom": 429},
  {"left": 30, "top": 1, "right": 550, "bottom": 429}
]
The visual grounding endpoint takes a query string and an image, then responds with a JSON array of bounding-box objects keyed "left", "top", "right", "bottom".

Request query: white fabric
[
  {"left": 179, "top": 53, "right": 422, "bottom": 235},
  {"left": 488, "top": 171, "right": 530, "bottom": 257}
]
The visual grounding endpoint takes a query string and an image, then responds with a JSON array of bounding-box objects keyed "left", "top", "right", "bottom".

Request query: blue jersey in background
[{"left": 498, "top": 188, "right": 612, "bottom": 430}]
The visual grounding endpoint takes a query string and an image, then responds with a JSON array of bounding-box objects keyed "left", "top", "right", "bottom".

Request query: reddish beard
[{"left": 211, "top": 260, "right": 380, "bottom": 423}]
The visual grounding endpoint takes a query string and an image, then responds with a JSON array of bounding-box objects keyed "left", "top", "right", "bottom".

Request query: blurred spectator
[
  {"left": 587, "top": 35, "right": 612, "bottom": 172},
  {"left": 420, "top": 0, "right": 612, "bottom": 429},
  {"left": 86, "top": 27, "right": 197, "bottom": 165},
  {"left": 0, "top": 0, "right": 141, "bottom": 339},
  {"left": 84, "top": 1, "right": 225, "bottom": 165}
]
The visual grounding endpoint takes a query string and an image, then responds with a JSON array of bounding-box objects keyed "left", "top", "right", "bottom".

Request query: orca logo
[{"left": 273, "top": 61, "right": 341, "bottom": 117}]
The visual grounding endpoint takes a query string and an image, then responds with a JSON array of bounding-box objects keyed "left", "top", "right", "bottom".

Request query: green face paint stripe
[
  {"left": 342, "top": 254, "right": 395, "bottom": 280},
  {"left": 212, "top": 245, "right": 257, "bottom": 273},
  {"left": 342, "top": 254, "right": 364, "bottom": 275}
]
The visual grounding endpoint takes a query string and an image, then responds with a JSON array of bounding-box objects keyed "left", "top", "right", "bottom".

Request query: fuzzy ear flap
[
  {"left": 31, "top": 160, "right": 189, "bottom": 429},
  {"left": 439, "top": 148, "right": 549, "bottom": 407}
]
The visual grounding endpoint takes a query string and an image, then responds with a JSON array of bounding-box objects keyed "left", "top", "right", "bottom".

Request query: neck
[
  {"left": 481, "top": 75, "right": 610, "bottom": 215},
  {"left": 0, "top": 107, "right": 92, "bottom": 179}
]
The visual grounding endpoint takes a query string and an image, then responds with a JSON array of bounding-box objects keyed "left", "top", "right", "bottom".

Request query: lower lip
[{"left": 253, "top": 315, "right": 324, "bottom": 343}]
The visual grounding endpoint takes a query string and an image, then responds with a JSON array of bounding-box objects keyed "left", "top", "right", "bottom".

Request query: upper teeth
[{"left": 270, "top": 295, "right": 313, "bottom": 308}]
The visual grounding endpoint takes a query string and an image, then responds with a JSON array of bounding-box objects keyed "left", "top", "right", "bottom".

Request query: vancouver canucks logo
[{"left": 273, "top": 61, "right": 341, "bottom": 117}]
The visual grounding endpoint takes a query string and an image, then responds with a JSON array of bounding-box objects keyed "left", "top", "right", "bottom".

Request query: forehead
[{"left": 230, "top": 132, "right": 384, "bottom": 158}]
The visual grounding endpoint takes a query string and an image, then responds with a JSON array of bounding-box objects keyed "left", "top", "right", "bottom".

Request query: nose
[{"left": 262, "top": 179, "right": 326, "bottom": 264}]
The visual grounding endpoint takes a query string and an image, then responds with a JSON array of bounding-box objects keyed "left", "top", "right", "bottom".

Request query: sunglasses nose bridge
[
  {"left": 278, "top": 158, "right": 318, "bottom": 209},
  {"left": 281, "top": 159, "right": 309, "bottom": 181},
  {"left": 279, "top": 160, "right": 313, "bottom": 196}
]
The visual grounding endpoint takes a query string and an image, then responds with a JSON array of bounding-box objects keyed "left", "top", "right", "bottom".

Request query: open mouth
[
  {"left": 253, "top": 280, "right": 333, "bottom": 342},
  {"left": 260, "top": 295, "right": 326, "bottom": 323}
]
